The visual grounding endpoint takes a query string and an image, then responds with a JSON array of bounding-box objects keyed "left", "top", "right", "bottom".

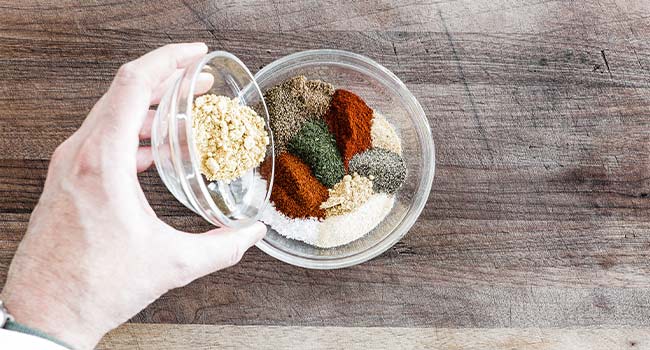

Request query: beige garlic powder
[
  {"left": 192, "top": 94, "right": 269, "bottom": 183},
  {"left": 371, "top": 112, "right": 402, "bottom": 155},
  {"left": 320, "top": 173, "right": 374, "bottom": 217}
]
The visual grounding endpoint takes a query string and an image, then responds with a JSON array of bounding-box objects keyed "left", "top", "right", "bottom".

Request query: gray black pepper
[{"left": 349, "top": 148, "right": 406, "bottom": 194}]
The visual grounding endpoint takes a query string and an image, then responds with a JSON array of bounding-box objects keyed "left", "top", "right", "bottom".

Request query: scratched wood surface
[
  {"left": 1, "top": 0, "right": 650, "bottom": 347},
  {"left": 98, "top": 324, "right": 650, "bottom": 350}
]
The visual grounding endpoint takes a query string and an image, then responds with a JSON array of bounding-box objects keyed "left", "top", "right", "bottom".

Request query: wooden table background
[{"left": 1, "top": 0, "right": 649, "bottom": 349}]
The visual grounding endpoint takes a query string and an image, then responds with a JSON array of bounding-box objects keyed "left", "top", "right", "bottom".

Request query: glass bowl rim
[{"left": 253, "top": 49, "right": 436, "bottom": 269}]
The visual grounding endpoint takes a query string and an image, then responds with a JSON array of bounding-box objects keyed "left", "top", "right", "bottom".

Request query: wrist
[{"left": 1, "top": 286, "right": 104, "bottom": 350}]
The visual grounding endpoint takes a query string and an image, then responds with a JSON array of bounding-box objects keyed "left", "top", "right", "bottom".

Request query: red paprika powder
[
  {"left": 262, "top": 152, "right": 328, "bottom": 219},
  {"left": 323, "top": 89, "right": 373, "bottom": 169}
]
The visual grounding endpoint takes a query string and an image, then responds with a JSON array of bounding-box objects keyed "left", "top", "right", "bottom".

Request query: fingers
[
  {"left": 114, "top": 43, "right": 208, "bottom": 94},
  {"left": 136, "top": 146, "right": 153, "bottom": 172},
  {"left": 151, "top": 70, "right": 183, "bottom": 105},
  {"left": 101, "top": 43, "right": 208, "bottom": 142},
  {"left": 141, "top": 72, "right": 214, "bottom": 140},
  {"left": 151, "top": 71, "right": 214, "bottom": 105},
  {"left": 139, "top": 110, "right": 156, "bottom": 140},
  {"left": 173, "top": 222, "right": 267, "bottom": 283},
  {"left": 195, "top": 72, "right": 215, "bottom": 97}
]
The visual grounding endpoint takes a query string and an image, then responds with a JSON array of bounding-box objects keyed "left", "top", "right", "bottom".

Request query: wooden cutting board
[{"left": 1, "top": 0, "right": 649, "bottom": 348}]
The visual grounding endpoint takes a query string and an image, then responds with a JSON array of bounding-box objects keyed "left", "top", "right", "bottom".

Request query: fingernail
[
  {"left": 253, "top": 221, "right": 266, "bottom": 234},
  {"left": 252, "top": 222, "right": 267, "bottom": 237},
  {"left": 191, "top": 42, "right": 208, "bottom": 53}
]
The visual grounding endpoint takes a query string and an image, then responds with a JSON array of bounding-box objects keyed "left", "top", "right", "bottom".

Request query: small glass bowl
[
  {"left": 255, "top": 50, "right": 435, "bottom": 269},
  {"left": 151, "top": 51, "right": 274, "bottom": 229}
]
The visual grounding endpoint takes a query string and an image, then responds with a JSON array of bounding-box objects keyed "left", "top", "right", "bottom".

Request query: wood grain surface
[
  {"left": 99, "top": 324, "right": 650, "bottom": 350},
  {"left": 1, "top": 0, "right": 650, "bottom": 348}
]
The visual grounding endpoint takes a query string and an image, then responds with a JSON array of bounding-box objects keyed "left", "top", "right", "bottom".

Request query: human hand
[{"left": 0, "top": 43, "right": 266, "bottom": 349}]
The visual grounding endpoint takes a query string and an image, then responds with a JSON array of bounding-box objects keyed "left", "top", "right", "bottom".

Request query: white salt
[
  {"left": 261, "top": 193, "right": 395, "bottom": 248},
  {"left": 260, "top": 203, "right": 321, "bottom": 245},
  {"left": 317, "top": 193, "right": 395, "bottom": 248}
]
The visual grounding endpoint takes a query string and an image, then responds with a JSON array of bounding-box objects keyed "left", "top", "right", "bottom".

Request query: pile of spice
[
  {"left": 288, "top": 119, "right": 345, "bottom": 188},
  {"left": 320, "top": 173, "right": 374, "bottom": 217},
  {"left": 261, "top": 152, "right": 328, "bottom": 219},
  {"left": 349, "top": 148, "right": 406, "bottom": 194},
  {"left": 192, "top": 94, "right": 270, "bottom": 182},
  {"left": 261, "top": 75, "right": 407, "bottom": 248},
  {"left": 264, "top": 76, "right": 334, "bottom": 153},
  {"left": 371, "top": 112, "right": 402, "bottom": 155},
  {"left": 324, "top": 89, "right": 373, "bottom": 169}
]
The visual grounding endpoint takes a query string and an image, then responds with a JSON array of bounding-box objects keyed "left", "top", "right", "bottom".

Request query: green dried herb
[{"left": 288, "top": 119, "right": 345, "bottom": 188}]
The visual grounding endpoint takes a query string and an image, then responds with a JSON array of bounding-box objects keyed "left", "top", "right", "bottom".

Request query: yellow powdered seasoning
[{"left": 192, "top": 94, "right": 269, "bottom": 182}]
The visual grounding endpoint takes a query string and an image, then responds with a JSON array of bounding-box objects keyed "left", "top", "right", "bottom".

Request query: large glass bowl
[
  {"left": 151, "top": 51, "right": 274, "bottom": 229},
  {"left": 255, "top": 50, "right": 435, "bottom": 269}
]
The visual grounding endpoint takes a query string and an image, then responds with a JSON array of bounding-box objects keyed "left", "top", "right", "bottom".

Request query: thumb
[{"left": 174, "top": 222, "right": 267, "bottom": 283}]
